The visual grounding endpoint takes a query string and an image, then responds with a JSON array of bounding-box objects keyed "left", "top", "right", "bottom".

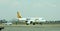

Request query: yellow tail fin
[{"left": 17, "top": 11, "right": 22, "bottom": 18}]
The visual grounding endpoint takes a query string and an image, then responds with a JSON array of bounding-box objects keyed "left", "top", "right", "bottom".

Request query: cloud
[
  {"left": 0, "top": 0, "right": 56, "bottom": 9},
  {"left": 10, "top": 1, "right": 19, "bottom": 7},
  {"left": 30, "top": 1, "right": 56, "bottom": 9},
  {"left": 0, "top": 0, "right": 11, "bottom": 4},
  {"left": 45, "top": 2, "right": 56, "bottom": 7}
]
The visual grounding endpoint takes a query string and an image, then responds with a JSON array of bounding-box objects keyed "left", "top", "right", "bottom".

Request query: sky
[{"left": 0, "top": 0, "right": 59, "bottom": 21}]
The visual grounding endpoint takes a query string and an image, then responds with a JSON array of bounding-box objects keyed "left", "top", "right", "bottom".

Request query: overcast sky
[{"left": 0, "top": 0, "right": 59, "bottom": 21}]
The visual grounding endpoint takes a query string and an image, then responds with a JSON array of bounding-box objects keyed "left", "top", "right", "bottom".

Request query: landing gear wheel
[
  {"left": 33, "top": 23, "right": 35, "bottom": 25},
  {"left": 26, "top": 23, "right": 29, "bottom": 25}
]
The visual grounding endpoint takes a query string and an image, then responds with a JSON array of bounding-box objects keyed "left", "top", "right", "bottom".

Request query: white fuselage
[
  {"left": 3, "top": 22, "right": 12, "bottom": 25},
  {"left": 18, "top": 17, "right": 46, "bottom": 24}
]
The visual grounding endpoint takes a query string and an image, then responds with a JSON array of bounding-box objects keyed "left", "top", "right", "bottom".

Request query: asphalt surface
[{"left": 0, "top": 24, "right": 60, "bottom": 31}]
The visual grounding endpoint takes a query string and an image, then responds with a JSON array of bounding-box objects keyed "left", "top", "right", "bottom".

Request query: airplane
[
  {"left": 2, "top": 21, "right": 12, "bottom": 25},
  {"left": 2, "top": 22, "right": 12, "bottom": 25},
  {"left": 17, "top": 11, "right": 46, "bottom": 25},
  {"left": 3, "top": 22, "right": 12, "bottom": 25}
]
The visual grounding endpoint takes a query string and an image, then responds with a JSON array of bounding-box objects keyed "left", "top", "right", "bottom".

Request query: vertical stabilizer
[{"left": 17, "top": 11, "right": 22, "bottom": 18}]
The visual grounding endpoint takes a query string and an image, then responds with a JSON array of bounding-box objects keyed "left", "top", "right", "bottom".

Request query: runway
[{"left": 0, "top": 24, "right": 60, "bottom": 31}]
